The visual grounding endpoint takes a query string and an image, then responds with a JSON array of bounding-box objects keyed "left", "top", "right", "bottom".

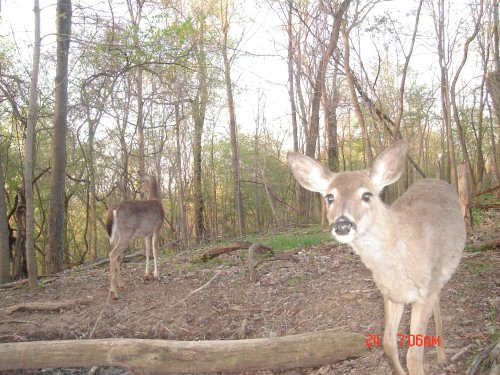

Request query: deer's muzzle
[{"left": 332, "top": 216, "right": 356, "bottom": 236}]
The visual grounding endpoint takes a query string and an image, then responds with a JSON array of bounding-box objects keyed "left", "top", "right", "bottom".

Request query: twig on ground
[
  {"left": 127, "top": 270, "right": 223, "bottom": 322},
  {"left": 171, "top": 270, "right": 223, "bottom": 308},
  {"left": 88, "top": 293, "right": 111, "bottom": 339},
  {"left": 450, "top": 344, "right": 474, "bottom": 362}
]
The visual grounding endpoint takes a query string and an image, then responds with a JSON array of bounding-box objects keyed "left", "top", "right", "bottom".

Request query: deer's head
[{"left": 287, "top": 141, "right": 408, "bottom": 243}]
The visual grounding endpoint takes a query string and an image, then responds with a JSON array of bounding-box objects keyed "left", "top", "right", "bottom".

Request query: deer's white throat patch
[{"left": 333, "top": 229, "right": 356, "bottom": 244}]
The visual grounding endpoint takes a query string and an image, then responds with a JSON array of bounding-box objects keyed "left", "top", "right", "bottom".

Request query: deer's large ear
[
  {"left": 287, "top": 152, "right": 334, "bottom": 195},
  {"left": 369, "top": 140, "right": 408, "bottom": 192}
]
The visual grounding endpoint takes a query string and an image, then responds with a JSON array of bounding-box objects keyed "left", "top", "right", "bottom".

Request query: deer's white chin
[{"left": 333, "top": 230, "right": 356, "bottom": 244}]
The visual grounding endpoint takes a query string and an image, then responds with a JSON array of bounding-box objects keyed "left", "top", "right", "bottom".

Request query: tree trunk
[
  {"left": 254, "top": 102, "right": 261, "bottom": 232},
  {"left": 287, "top": 0, "right": 299, "bottom": 152},
  {"left": 175, "top": 104, "right": 187, "bottom": 248},
  {"left": 298, "top": 0, "right": 349, "bottom": 222},
  {"left": 87, "top": 118, "right": 98, "bottom": 261},
  {"left": 0, "top": 161, "right": 10, "bottom": 283},
  {"left": 136, "top": 67, "right": 145, "bottom": 186},
  {"left": 342, "top": 21, "right": 373, "bottom": 165},
  {"left": 457, "top": 163, "right": 473, "bottom": 231},
  {"left": 24, "top": 0, "right": 41, "bottom": 287},
  {"left": 433, "top": 0, "right": 458, "bottom": 191},
  {"left": 0, "top": 331, "right": 366, "bottom": 373},
  {"left": 192, "top": 17, "right": 208, "bottom": 244},
  {"left": 220, "top": 2, "right": 245, "bottom": 236},
  {"left": 13, "top": 190, "right": 27, "bottom": 281},
  {"left": 324, "top": 56, "right": 340, "bottom": 172},
  {"left": 450, "top": 0, "right": 483, "bottom": 192},
  {"left": 306, "top": 0, "right": 350, "bottom": 159},
  {"left": 486, "top": 0, "right": 500, "bottom": 196},
  {"left": 46, "top": 0, "right": 72, "bottom": 273},
  {"left": 393, "top": 0, "right": 424, "bottom": 137}
]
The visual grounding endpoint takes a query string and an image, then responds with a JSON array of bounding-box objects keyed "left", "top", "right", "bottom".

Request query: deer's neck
[
  {"left": 350, "top": 205, "right": 400, "bottom": 267},
  {"left": 148, "top": 180, "right": 161, "bottom": 200}
]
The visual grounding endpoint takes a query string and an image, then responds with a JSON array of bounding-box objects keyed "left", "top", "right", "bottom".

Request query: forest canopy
[{"left": 0, "top": 0, "right": 498, "bottom": 283}]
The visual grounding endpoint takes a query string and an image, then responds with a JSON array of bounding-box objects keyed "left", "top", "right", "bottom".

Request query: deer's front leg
[
  {"left": 407, "top": 297, "right": 435, "bottom": 375},
  {"left": 383, "top": 297, "right": 406, "bottom": 375}
]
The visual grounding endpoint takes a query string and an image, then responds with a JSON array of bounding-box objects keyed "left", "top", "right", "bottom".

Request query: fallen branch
[
  {"left": 471, "top": 185, "right": 500, "bottom": 197},
  {"left": 466, "top": 237, "right": 500, "bottom": 252},
  {"left": 466, "top": 342, "right": 497, "bottom": 375},
  {"left": 0, "top": 277, "right": 55, "bottom": 290},
  {"left": 471, "top": 203, "right": 500, "bottom": 209},
  {"left": 0, "top": 298, "right": 91, "bottom": 315},
  {"left": 196, "top": 241, "right": 273, "bottom": 263},
  {"left": 82, "top": 250, "right": 144, "bottom": 269},
  {"left": 254, "top": 254, "right": 299, "bottom": 268},
  {"left": 0, "top": 330, "right": 367, "bottom": 373}
]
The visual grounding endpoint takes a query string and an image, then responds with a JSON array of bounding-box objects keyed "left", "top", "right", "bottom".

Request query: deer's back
[
  {"left": 391, "top": 178, "right": 465, "bottom": 286},
  {"left": 115, "top": 200, "right": 164, "bottom": 239},
  {"left": 392, "top": 178, "right": 464, "bottom": 241}
]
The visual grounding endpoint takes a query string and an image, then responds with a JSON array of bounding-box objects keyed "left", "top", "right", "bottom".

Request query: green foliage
[
  {"left": 490, "top": 300, "right": 499, "bottom": 344},
  {"left": 461, "top": 261, "right": 494, "bottom": 275},
  {"left": 247, "top": 226, "right": 333, "bottom": 252},
  {"left": 287, "top": 274, "right": 306, "bottom": 287},
  {"left": 465, "top": 241, "right": 496, "bottom": 254}
]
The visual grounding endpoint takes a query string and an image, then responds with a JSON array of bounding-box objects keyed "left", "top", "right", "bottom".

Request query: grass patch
[
  {"left": 490, "top": 300, "right": 499, "bottom": 344},
  {"left": 466, "top": 243, "right": 497, "bottom": 253},
  {"left": 461, "top": 261, "right": 493, "bottom": 275},
  {"left": 287, "top": 274, "right": 306, "bottom": 287},
  {"left": 247, "top": 226, "right": 333, "bottom": 251},
  {"left": 173, "top": 261, "right": 198, "bottom": 273},
  {"left": 472, "top": 207, "right": 486, "bottom": 227}
]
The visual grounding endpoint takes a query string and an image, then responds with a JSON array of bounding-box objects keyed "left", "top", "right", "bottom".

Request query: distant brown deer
[
  {"left": 287, "top": 141, "right": 465, "bottom": 375},
  {"left": 105, "top": 175, "right": 165, "bottom": 299}
]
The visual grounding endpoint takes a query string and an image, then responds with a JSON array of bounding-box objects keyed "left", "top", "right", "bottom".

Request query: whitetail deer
[
  {"left": 287, "top": 141, "right": 465, "bottom": 375},
  {"left": 105, "top": 175, "right": 165, "bottom": 299}
]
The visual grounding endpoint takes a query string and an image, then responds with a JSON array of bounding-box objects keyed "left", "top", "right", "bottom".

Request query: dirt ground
[{"left": 0, "top": 209, "right": 498, "bottom": 375}]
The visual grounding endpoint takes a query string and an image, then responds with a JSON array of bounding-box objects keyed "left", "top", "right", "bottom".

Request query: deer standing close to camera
[
  {"left": 106, "top": 175, "right": 165, "bottom": 299},
  {"left": 287, "top": 141, "right": 465, "bottom": 375}
]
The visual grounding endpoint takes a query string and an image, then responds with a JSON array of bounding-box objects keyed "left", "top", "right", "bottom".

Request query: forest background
[{"left": 0, "top": 0, "right": 498, "bottom": 286}]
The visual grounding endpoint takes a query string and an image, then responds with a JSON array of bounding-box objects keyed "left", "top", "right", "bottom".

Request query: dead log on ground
[
  {"left": 0, "top": 298, "right": 91, "bottom": 315},
  {"left": 196, "top": 241, "right": 273, "bottom": 263},
  {"left": 0, "top": 330, "right": 366, "bottom": 373}
]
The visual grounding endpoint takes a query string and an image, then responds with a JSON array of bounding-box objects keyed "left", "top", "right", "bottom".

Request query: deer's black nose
[{"left": 332, "top": 216, "right": 356, "bottom": 235}]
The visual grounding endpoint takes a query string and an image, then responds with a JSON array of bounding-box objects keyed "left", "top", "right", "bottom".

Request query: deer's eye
[
  {"left": 361, "top": 192, "right": 373, "bottom": 203},
  {"left": 325, "top": 194, "right": 334, "bottom": 205}
]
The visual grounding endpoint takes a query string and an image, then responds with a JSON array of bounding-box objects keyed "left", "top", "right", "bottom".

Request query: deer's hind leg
[
  {"left": 152, "top": 230, "right": 159, "bottom": 279},
  {"left": 144, "top": 235, "right": 152, "bottom": 278},
  {"left": 433, "top": 298, "right": 447, "bottom": 365},
  {"left": 109, "top": 242, "right": 126, "bottom": 299}
]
